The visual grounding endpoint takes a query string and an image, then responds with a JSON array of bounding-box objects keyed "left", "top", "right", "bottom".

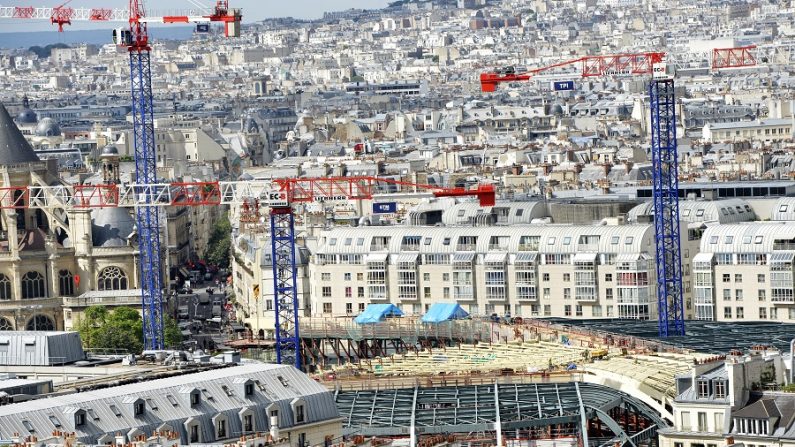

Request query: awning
[
  {"left": 616, "top": 253, "right": 642, "bottom": 262},
  {"left": 770, "top": 252, "right": 795, "bottom": 263},
  {"left": 514, "top": 252, "right": 538, "bottom": 262},
  {"left": 573, "top": 252, "right": 597, "bottom": 263},
  {"left": 365, "top": 253, "right": 389, "bottom": 263},
  {"left": 692, "top": 252, "right": 715, "bottom": 264},
  {"left": 394, "top": 253, "right": 419, "bottom": 264},
  {"left": 484, "top": 252, "right": 507, "bottom": 263},
  {"left": 453, "top": 253, "right": 475, "bottom": 263}
]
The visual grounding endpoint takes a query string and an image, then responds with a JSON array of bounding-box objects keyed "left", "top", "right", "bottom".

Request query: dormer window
[
  {"left": 75, "top": 412, "right": 86, "bottom": 427},
  {"left": 134, "top": 401, "right": 145, "bottom": 416},
  {"left": 296, "top": 404, "right": 305, "bottom": 424},
  {"left": 697, "top": 379, "right": 711, "bottom": 398},
  {"left": 191, "top": 392, "right": 200, "bottom": 406},
  {"left": 714, "top": 380, "right": 727, "bottom": 398},
  {"left": 245, "top": 383, "right": 254, "bottom": 396},
  {"left": 291, "top": 398, "right": 306, "bottom": 425}
]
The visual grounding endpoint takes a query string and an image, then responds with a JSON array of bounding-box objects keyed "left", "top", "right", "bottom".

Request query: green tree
[
  {"left": 163, "top": 316, "right": 183, "bottom": 348},
  {"left": 205, "top": 214, "right": 232, "bottom": 268},
  {"left": 75, "top": 305, "right": 108, "bottom": 350},
  {"left": 77, "top": 306, "right": 184, "bottom": 353},
  {"left": 76, "top": 306, "right": 142, "bottom": 353}
]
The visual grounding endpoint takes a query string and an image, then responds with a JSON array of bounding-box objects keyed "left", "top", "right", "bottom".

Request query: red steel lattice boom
[
  {"left": 712, "top": 45, "right": 757, "bottom": 70},
  {"left": 480, "top": 52, "right": 665, "bottom": 92}
]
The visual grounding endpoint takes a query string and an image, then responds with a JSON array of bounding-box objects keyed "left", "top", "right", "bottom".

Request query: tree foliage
[
  {"left": 205, "top": 214, "right": 232, "bottom": 268},
  {"left": 77, "top": 306, "right": 182, "bottom": 353},
  {"left": 163, "top": 316, "right": 183, "bottom": 348}
]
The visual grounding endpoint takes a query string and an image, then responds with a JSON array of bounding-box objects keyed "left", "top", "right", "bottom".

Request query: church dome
[
  {"left": 16, "top": 107, "right": 37, "bottom": 124},
  {"left": 34, "top": 117, "right": 61, "bottom": 137},
  {"left": 100, "top": 145, "right": 119, "bottom": 157},
  {"left": 91, "top": 207, "right": 135, "bottom": 248},
  {"left": 15, "top": 96, "right": 37, "bottom": 124}
]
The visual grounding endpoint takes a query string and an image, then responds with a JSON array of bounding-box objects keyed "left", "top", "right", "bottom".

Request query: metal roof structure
[
  {"left": 699, "top": 222, "right": 795, "bottom": 253},
  {"left": 440, "top": 201, "right": 547, "bottom": 226},
  {"left": 335, "top": 382, "right": 666, "bottom": 447},
  {"left": 628, "top": 198, "right": 756, "bottom": 224},
  {"left": 0, "top": 332, "right": 85, "bottom": 366},
  {"left": 0, "top": 363, "right": 340, "bottom": 445},
  {"left": 547, "top": 319, "right": 795, "bottom": 353},
  {"left": 316, "top": 225, "right": 654, "bottom": 256},
  {"left": 770, "top": 198, "right": 795, "bottom": 221}
]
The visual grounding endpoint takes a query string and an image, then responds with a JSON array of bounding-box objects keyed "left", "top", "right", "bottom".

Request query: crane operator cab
[
  {"left": 112, "top": 27, "right": 133, "bottom": 46},
  {"left": 652, "top": 62, "right": 676, "bottom": 80}
]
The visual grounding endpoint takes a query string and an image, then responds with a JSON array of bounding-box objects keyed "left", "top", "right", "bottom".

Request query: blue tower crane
[
  {"left": 266, "top": 178, "right": 496, "bottom": 369},
  {"left": 126, "top": 0, "right": 165, "bottom": 350},
  {"left": 649, "top": 78, "right": 686, "bottom": 337},
  {"left": 270, "top": 207, "right": 301, "bottom": 369}
]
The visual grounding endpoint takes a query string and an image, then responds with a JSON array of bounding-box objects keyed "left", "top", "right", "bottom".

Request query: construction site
[{"left": 1, "top": 0, "right": 795, "bottom": 447}]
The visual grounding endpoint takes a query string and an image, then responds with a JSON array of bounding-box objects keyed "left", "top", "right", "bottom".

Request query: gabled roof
[
  {"left": 0, "top": 103, "right": 40, "bottom": 165},
  {"left": 734, "top": 398, "right": 782, "bottom": 419}
]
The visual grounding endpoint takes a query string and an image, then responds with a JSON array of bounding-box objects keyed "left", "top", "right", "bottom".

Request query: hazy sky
[{"left": 0, "top": 0, "right": 394, "bottom": 32}]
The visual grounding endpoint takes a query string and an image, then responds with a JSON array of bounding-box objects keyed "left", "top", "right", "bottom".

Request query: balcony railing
[{"left": 63, "top": 295, "right": 141, "bottom": 307}]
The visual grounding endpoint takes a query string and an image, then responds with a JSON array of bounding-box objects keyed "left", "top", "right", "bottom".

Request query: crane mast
[
  {"left": 128, "top": 0, "right": 165, "bottom": 350},
  {"left": 650, "top": 79, "right": 685, "bottom": 336}
]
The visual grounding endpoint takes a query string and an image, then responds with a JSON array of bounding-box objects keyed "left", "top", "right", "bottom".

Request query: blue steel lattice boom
[
  {"left": 649, "top": 79, "right": 685, "bottom": 337},
  {"left": 270, "top": 207, "right": 301, "bottom": 369},
  {"left": 127, "top": 0, "right": 165, "bottom": 350}
]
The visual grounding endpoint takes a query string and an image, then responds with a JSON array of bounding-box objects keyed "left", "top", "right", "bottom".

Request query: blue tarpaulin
[
  {"left": 421, "top": 303, "right": 469, "bottom": 323},
  {"left": 354, "top": 304, "right": 404, "bottom": 324}
]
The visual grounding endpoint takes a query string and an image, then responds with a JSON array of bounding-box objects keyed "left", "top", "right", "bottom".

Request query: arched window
[
  {"left": 0, "top": 317, "right": 12, "bottom": 330},
  {"left": 0, "top": 274, "right": 11, "bottom": 300},
  {"left": 26, "top": 315, "right": 55, "bottom": 331},
  {"left": 21, "top": 272, "right": 46, "bottom": 299},
  {"left": 58, "top": 269, "right": 74, "bottom": 296},
  {"left": 97, "top": 267, "right": 128, "bottom": 291}
]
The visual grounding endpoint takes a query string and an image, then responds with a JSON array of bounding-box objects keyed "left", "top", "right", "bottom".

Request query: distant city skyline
[{"left": 0, "top": 0, "right": 394, "bottom": 33}]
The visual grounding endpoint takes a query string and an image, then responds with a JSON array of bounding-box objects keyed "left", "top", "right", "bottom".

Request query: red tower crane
[
  {"left": 0, "top": 0, "right": 242, "bottom": 36},
  {"left": 480, "top": 52, "right": 666, "bottom": 92},
  {"left": 2, "top": 0, "right": 241, "bottom": 350}
]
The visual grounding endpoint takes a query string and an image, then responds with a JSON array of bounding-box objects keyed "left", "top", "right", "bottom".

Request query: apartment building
[
  {"left": 309, "top": 224, "right": 699, "bottom": 320},
  {"left": 693, "top": 223, "right": 795, "bottom": 322},
  {"left": 659, "top": 348, "right": 793, "bottom": 447},
  {"left": 702, "top": 118, "right": 793, "bottom": 143},
  {"left": 231, "top": 233, "right": 311, "bottom": 339}
]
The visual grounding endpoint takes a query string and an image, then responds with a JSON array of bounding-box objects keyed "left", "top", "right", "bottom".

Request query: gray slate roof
[
  {"left": 0, "top": 363, "right": 339, "bottom": 444},
  {"left": 0, "top": 103, "right": 40, "bottom": 165}
]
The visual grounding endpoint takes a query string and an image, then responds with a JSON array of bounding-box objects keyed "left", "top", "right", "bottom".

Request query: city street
[{"left": 171, "top": 275, "right": 231, "bottom": 350}]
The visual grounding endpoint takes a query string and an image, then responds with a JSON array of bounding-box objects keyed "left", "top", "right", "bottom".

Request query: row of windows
[
  {"left": 0, "top": 267, "right": 128, "bottom": 300},
  {"left": 325, "top": 234, "right": 639, "bottom": 250},
  {"left": 322, "top": 271, "right": 636, "bottom": 285}
]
